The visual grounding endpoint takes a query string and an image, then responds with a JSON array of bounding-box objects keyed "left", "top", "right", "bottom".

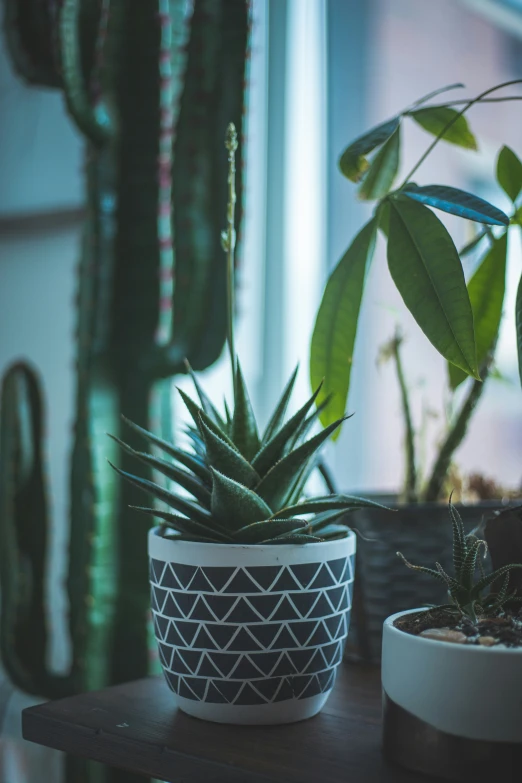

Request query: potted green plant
[
  {"left": 109, "top": 125, "right": 384, "bottom": 725},
  {"left": 382, "top": 502, "right": 522, "bottom": 781},
  {"left": 310, "top": 81, "right": 522, "bottom": 661},
  {"left": 350, "top": 322, "right": 521, "bottom": 662}
]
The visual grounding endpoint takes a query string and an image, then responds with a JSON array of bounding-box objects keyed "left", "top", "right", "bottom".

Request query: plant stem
[
  {"left": 401, "top": 79, "right": 522, "bottom": 186},
  {"left": 407, "top": 95, "right": 522, "bottom": 112},
  {"left": 422, "top": 359, "right": 492, "bottom": 502},
  {"left": 223, "top": 123, "right": 238, "bottom": 387},
  {"left": 391, "top": 333, "right": 417, "bottom": 503}
]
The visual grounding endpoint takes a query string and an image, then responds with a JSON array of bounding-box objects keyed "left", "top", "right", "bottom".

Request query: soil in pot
[{"left": 394, "top": 607, "right": 522, "bottom": 647}]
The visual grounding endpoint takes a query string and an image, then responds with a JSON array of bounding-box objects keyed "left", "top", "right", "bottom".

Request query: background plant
[
  {"left": 111, "top": 125, "right": 387, "bottom": 546},
  {"left": 311, "top": 81, "right": 522, "bottom": 436},
  {"left": 0, "top": 3, "right": 249, "bottom": 782},
  {"left": 398, "top": 501, "right": 522, "bottom": 623},
  {"left": 376, "top": 140, "right": 522, "bottom": 503}
]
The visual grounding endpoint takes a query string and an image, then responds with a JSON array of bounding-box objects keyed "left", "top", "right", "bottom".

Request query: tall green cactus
[{"left": 0, "top": 0, "right": 250, "bottom": 779}]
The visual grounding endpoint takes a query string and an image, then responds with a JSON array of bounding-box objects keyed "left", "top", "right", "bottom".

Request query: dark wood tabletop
[{"left": 22, "top": 664, "right": 422, "bottom": 782}]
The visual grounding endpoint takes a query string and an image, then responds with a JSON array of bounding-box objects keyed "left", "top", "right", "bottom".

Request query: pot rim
[
  {"left": 384, "top": 608, "right": 522, "bottom": 654},
  {"left": 149, "top": 525, "right": 355, "bottom": 550}
]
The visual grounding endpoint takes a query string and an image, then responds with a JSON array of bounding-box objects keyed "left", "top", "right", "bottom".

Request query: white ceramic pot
[
  {"left": 149, "top": 528, "right": 356, "bottom": 724},
  {"left": 382, "top": 608, "right": 522, "bottom": 781}
]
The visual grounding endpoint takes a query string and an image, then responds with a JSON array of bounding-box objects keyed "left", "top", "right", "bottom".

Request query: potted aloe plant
[
  {"left": 109, "top": 125, "right": 384, "bottom": 725},
  {"left": 382, "top": 502, "right": 522, "bottom": 781},
  {"left": 310, "top": 81, "right": 522, "bottom": 661}
]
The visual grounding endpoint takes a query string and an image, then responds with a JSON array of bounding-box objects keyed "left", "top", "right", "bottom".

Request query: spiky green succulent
[
  {"left": 109, "top": 122, "right": 385, "bottom": 544},
  {"left": 109, "top": 362, "right": 385, "bottom": 544},
  {"left": 398, "top": 501, "right": 522, "bottom": 623}
]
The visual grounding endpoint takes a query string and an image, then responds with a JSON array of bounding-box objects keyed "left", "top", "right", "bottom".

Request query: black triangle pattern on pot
[{"left": 151, "top": 554, "right": 354, "bottom": 705}]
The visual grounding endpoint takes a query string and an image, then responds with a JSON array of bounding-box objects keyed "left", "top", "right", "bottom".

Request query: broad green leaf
[
  {"left": 449, "top": 233, "right": 507, "bottom": 390},
  {"left": 310, "top": 218, "right": 377, "bottom": 431},
  {"left": 108, "top": 434, "right": 211, "bottom": 506},
  {"left": 262, "top": 366, "right": 298, "bottom": 444},
  {"left": 199, "top": 414, "right": 260, "bottom": 488},
  {"left": 108, "top": 462, "right": 212, "bottom": 524},
  {"left": 339, "top": 116, "right": 400, "bottom": 182},
  {"left": 232, "top": 519, "right": 307, "bottom": 543},
  {"left": 271, "top": 494, "right": 390, "bottom": 519},
  {"left": 232, "top": 361, "right": 261, "bottom": 461},
  {"left": 402, "top": 184, "right": 509, "bottom": 226},
  {"left": 130, "top": 507, "right": 232, "bottom": 542},
  {"left": 497, "top": 145, "right": 522, "bottom": 203},
  {"left": 410, "top": 106, "right": 477, "bottom": 149},
  {"left": 255, "top": 418, "right": 346, "bottom": 510},
  {"left": 252, "top": 384, "right": 323, "bottom": 477},
  {"left": 122, "top": 416, "right": 210, "bottom": 483},
  {"left": 358, "top": 126, "right": 401, "bottom": 200},
  {"left": 515, "top": 277, "right": 522, "bottom": 384},
  {"left": 210, "top": 469, "right": 273, "bottom": 529},
  {"left": 387, "top": 198, "right": 480, "bottom": 379}
]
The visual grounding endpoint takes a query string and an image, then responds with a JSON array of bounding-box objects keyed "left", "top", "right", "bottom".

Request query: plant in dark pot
[
  {"left": 109, "top": 126, "right": 384, "bottom": 725},
  {"left": 309, "top": 81, "right": 522, "bottom": 662},
  {"left": 382, "top": 502, "right": 522, "bottom": 782}
]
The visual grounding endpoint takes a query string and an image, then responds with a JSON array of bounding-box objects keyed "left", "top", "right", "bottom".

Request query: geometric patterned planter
[{"left": 149, "top": 529, "right": 356, "bottom": 724}]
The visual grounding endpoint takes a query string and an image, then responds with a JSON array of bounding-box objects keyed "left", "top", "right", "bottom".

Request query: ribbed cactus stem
[
  {"left": 60, "top": 0, "right": 112, "bottom": 145},
  {"left": 222, "top": 122, "right": 238, "bottom": 380}
]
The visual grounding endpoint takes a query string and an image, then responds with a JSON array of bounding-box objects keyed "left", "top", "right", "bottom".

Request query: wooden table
[{"left": 22, "top": 664, "right": 421, "bottom": 782}]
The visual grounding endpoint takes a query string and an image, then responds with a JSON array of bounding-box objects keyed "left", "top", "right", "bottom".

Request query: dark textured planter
[{"left": 345, "top": 496, "right": 508, "bottom": 663}]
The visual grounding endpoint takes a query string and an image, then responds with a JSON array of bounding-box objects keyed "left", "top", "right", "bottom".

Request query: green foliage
[
  {"left": 387, "top": 197, "right": 479, "bottom": 379},
  {"left": 409, "top": 106, "right": 477, "bottom": 149},
  {"left": 110, "top": 124, "right": 388, "bottom": 545},
  {"left": 309, "top": 218, "right": 377, "bottom": 430},
  {"left": 311, "top": 81, "right": 522, "bottom": 439},
  {"left": 112, "top": 363, "right": 386, "bottom": 544},
  {"left": 497, "top": 145, "right": 522, "bottom": 202},
  {"left": 402, "top": 184, "right": 509, "bottom": 226},
  {"left": 448, "top": 233, "right": 507, "bottom": 390},
  {"left": 0, "top": 13, "right": 251, "bottom": 783},
  {"left": 398, "top": 501, "right": 522, "bottom": 623},
  {"left": 358, "top": 127, "right": 401, "bottom": 200},
  {"left": 339, "top": 116, "right": 401, "bottom": 182}
]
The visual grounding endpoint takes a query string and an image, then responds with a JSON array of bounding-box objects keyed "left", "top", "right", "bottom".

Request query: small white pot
[
  {"left": 149, "top": 528, "right": 356, "bottom": 724},
  {"left": 382, "top": 608, "right": 522, "bottom": 780}
]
